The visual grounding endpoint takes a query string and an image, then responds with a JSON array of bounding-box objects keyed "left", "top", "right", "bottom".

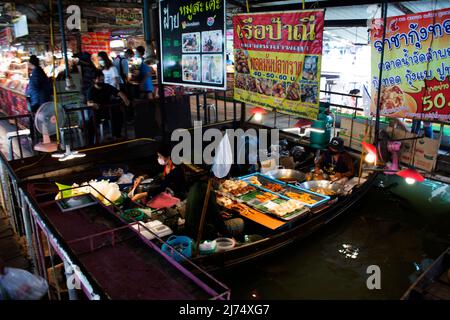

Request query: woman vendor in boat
[
  {"left": 314, "top": 137, "right": 355, "bottom": 182},
  {"left": 132, "top": 144, "right": 187, "bottom": 201}
]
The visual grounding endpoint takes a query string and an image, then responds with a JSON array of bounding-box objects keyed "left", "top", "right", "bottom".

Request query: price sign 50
[{"left": 422, "top": 93, "right": 448, "bottom": 112}]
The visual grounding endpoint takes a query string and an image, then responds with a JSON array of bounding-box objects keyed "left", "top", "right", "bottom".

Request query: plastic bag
[
  {"left": 0, "top": 267, "right": 48, "bottom": 300},
  {"left": 212, "top": 132, "right": 233, "bottom": 178}
]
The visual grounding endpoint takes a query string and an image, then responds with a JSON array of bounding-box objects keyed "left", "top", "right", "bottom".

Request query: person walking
[
  {"left": 26, "top": 55, "right": 52, "bottom": 113},
  {"left": 113, "top": 49, "right": 134, "bottom": 93},
  {"left": 97, "top": 51, "right": 120, "bottom": 90}
]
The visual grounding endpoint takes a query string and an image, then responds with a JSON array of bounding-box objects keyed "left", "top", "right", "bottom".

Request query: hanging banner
[
  {"left": 233, "top": 10, "right": 324, "bottom": 120},
  {"left": 159, "top": 0, "right": 226, "bottom": 90},
  {"left": 81, "top": 32, "right": 111, "bottom": 54},
  {"left": 370, "top": 8, "right": 450, "bottom": 122}
]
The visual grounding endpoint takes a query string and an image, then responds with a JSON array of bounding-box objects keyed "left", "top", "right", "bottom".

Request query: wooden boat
[
  {"left": 186, "top": 173, "right": 376, "bottom": 272},
  {"left": 401, "top": 248, "right": 450, "bottom": 300},
  {"left": 9, "top": 122, "right": 376, "bottom": 292}
]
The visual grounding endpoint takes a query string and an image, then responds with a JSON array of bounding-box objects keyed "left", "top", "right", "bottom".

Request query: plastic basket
[{"left": 161, "top": 235, "right": 193, "bottom": 262}]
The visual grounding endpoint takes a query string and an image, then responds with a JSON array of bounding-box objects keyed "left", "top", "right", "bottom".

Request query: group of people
[{"left": 26, "top": 46, "right": 156, "bottom": 143}]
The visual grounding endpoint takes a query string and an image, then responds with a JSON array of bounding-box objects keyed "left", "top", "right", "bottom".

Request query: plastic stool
[{"left": 59, "top": 126, "right": 84, "bottom": 149}]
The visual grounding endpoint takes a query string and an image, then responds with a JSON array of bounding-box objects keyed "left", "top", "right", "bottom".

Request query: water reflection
[
  {"left": 339, "top": 244, "right": 360, "bottom": 259},
  {"left": 218, "top": 176, "right": 450, "bottom": 299}
]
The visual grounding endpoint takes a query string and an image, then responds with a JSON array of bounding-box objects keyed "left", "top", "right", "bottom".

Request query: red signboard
[
  {"left": 0, "top": 28, "right": 12, "bottom": 47},
  {"left": 370, "top": 8, "right": 450, "bottom": 122},
  {"left": 81, "top": 32, "right": 111, "bottom": 54},
  {"left": 233, "top": 10, "right": 324, "bottom": 119}
]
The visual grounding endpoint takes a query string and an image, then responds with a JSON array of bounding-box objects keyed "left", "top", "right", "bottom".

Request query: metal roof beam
[{"left": 250, "top": 0, "right": 424, "bottom": 12}]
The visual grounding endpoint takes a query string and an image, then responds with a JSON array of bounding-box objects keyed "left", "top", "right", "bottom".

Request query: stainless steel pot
[
  {"left": 266, "top": 166, "right": 306, "bottom": 183},
  {"left": 297, "top": 180, "right": 344, "bottom": 195}
]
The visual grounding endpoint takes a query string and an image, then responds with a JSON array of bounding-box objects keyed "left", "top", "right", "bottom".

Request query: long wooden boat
[
  {"left": 189, "top": 174, "right": 376, "bottom": 272},
  {"left": 401, "top": 248, "right": 450, "bottom": 300},
  {"left": 8, "top": 122, "right": 377, "bottom": 296}
]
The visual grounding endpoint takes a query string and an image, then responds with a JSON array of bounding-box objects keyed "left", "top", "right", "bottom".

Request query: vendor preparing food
[
  {"left": 314, "top": 137, "right": 355, "bottom": 182},
  {"left": 132, "top": 144, "right": 187, "bottom": 202}
]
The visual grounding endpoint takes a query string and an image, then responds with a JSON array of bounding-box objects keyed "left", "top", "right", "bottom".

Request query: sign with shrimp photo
[
  {"left": 233, "top": 10, "right": 324, "bottom": 120},
  {"left": 371, "top": 8, "right": 450, "bottom": 122}
]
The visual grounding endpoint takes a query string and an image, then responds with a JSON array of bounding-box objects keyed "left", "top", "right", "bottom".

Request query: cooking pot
[
  {"left": 297, "top": 180, "right": 344, "bottom": 196},
  {"left": 266, "top": 166, "right": 306, "bottom": 183}
]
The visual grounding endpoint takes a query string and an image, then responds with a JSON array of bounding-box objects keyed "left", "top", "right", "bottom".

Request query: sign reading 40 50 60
[
  {"left": 159, "top": 0, "right": 226, "bottom": 90},
  {"left": 233, "top": 10, "right": 324, "bottom": 120}
]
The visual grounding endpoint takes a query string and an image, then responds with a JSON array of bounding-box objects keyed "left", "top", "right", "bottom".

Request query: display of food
[
  {"left": 310, "top": 187, "right": 336, "bottom": 196},
  {"left": 248, "top": 176, "right": 262, "bottom": 186},
  {"left": 220, "top": 179, "right": 255, "bottom": 196},
  {"left": 285, "top": 191, "right": 317, "bottom": 205},
  {"left": 263, "top": 199, "right": 304, "bottom": 217},
  {"left": 264, "top": 183, "right": 283, "bottom": 193},
  {"left": 216, "top": 195, "right": 234, "bottom": 208},
  {"left": 255, "top": 192, "right": 278, "bottom": 202},
  {"left": 247, "top": 175, "right": 283, "bottom": 192}
]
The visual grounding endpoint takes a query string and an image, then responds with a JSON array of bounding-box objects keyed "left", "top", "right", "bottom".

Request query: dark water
[{"left": 217, "top": 176, "right": 450, "bottom": 299}]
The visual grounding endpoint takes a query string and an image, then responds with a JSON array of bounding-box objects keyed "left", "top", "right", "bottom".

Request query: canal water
[{"left": 217, "top": 175, "right": 450, "bottom": 299}]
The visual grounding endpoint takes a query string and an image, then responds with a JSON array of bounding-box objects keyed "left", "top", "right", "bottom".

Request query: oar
[{"left": 194, "top": 177, "right": 213, "bottom": 256}]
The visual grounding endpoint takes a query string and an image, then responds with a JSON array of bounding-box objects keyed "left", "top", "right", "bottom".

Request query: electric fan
[{"left": 34, "top": 101, "right": 66, "bottom": 153}]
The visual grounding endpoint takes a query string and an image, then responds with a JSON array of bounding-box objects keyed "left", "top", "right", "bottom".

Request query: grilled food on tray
[
  {"left": 216, "top": 195, "right": 234, "bottom": 208},
  {"left": 255, "top": 192, "right": 278, "bottom": 202},
  {"left": 220, "top": 180, "right": 255, "bottom": 196},
  {"left": 285, "top": 192, "right": 317, "bottom": 204},
  {"left": 264, "top": 183, "right": 283, "bottom": 192},
  {"left": 249, "top": 176, "right": 262, "bottom": 186}
]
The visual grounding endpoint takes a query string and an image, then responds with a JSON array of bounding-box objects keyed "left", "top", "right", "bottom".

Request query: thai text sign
[
  {"left": 371, "top": 8, "right": 450, "bottom": 122},
  {"left": 81, "top": 32, "right": 111, "bottom": 54},
  {"left": 233, "top": 10, "right": 324, "bottom": 120},
  {"left": 159, "top": 0, "right": 226, "bottom": 90}
]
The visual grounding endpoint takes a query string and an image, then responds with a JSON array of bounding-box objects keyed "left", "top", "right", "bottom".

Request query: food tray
[
  {"left": 251, "top": 197, "right": 309, "bottom": 221},
  {"left": 281, "top": 184, "right": 330, "bottom": 208},
  {"left": 239, "top": 173, "right": 287, "bottom": 189}
]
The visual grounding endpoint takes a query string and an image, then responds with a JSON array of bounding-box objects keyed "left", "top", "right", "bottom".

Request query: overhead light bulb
[
  {"left": 254, "top": 112, "right": 263, "bottom": 122},
  {"left": 405, "top": 177, "right": 416, "bottom": 185},
  {"left": 365, "top": 153, "right": 376, "bottom": 164}
]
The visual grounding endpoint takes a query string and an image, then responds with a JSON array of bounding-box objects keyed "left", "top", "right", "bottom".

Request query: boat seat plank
[{"left": 239, "top": 210, "right": 286, "bottom": 230}]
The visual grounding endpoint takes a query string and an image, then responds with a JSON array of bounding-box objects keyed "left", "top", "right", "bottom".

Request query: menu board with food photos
[
  {"left": 159, "top": 0, "right": 226, "bottom": 90},
  {"left": 233, "top": 10, "right": 324, "bottom": 120}
]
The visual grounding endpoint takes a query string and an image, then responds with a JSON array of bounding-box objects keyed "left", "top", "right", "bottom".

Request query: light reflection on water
[{"left": 217, "top": 176, "right": 450, "bottom": 300}]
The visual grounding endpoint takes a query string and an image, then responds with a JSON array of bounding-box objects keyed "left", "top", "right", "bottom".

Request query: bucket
[
  {"left": 214, "top": 237, "right": 236, "bottom": 252},
  {"left": 161, "top": 235, "right": 193, "bottom": 262}
]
